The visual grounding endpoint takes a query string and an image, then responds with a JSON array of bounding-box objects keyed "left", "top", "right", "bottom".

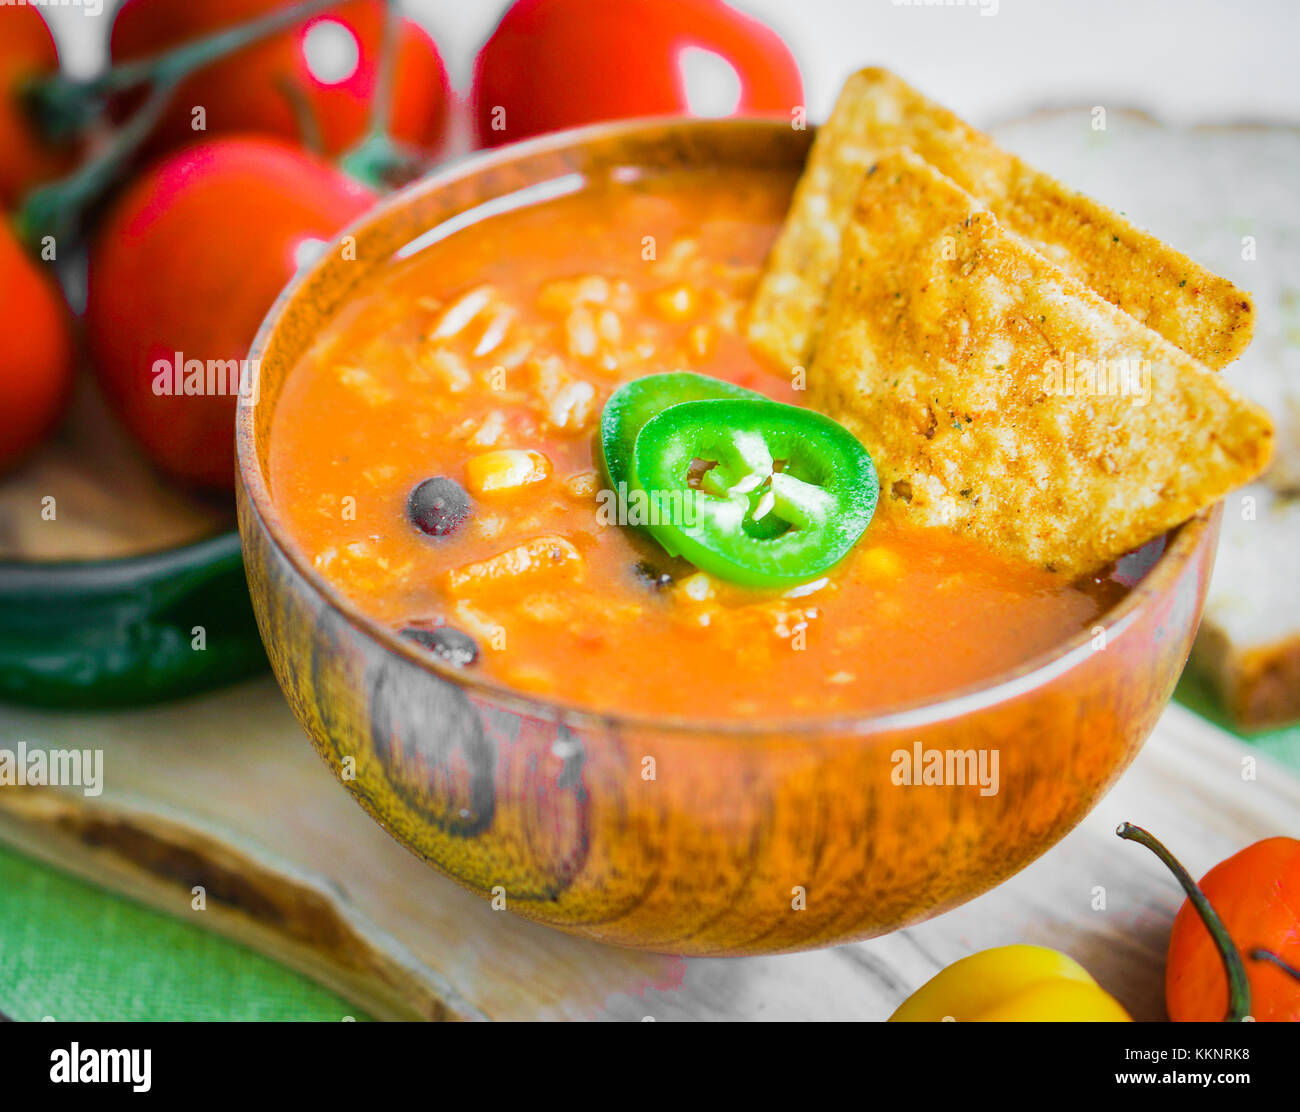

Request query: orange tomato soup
[{"left": 269, "top": 169, "right": 1128, "bottom": 719}]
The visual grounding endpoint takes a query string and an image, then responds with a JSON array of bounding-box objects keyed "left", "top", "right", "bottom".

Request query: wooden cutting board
[{"left": 0, "top": 679, "right": 1294, "bottom": 1021}]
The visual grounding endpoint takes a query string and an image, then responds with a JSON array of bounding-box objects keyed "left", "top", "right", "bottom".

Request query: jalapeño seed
[{"left": 407, "top": 476, "right": 471, "bottom": 537}]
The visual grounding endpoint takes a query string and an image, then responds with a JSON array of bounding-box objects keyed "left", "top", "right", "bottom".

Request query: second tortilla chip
[
  {"left": 809, "top": 150, "right": 1273, "bottom": 577},
  {"left": 749, "top": 67, "right": 1255, "bottom": 375}
]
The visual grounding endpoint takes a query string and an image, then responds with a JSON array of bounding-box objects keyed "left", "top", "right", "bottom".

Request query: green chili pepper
[
  {"left": 0, "top": 532, "right": 267, "bottom": 709},
  {"left": 600, "top": 372, "right": 764, "bottom": 494},
  {"left": 631, "top": 398, "right": 878, "bottom": 588}
]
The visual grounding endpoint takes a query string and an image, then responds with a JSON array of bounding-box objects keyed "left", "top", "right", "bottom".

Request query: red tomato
[
  {"left": 0, "top": 5, "right": 79, "bottom": 208},
  {"left": 473, "top": 0, "right": 803, "bottom": 148},
  {"left": 85, "top": 137, "right": 375, "bottom": 491},
  {"left": 0, "top": 218, "right": 73, "bottom": 472},
  {"left": 111, "top": 0, "right": 449, "bottom": 161}
]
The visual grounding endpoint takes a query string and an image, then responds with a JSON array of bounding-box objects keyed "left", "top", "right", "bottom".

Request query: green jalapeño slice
[
  {"left": 600, "top": 372, "right": 764, "bottom": 494},
  {"left": 632, "top": 398, "right": 879, "bottom": 588}
]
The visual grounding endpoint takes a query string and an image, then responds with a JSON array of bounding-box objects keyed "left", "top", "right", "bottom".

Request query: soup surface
[{"left": 269, "top": 169, "right": 1129, "bottom": 719}]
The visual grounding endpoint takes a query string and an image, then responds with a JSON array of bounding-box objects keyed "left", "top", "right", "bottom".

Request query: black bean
[
  {"left": 407, "top": 477, "right": 471, "bottom": 537},
  {"left": 400, "top": 625, "right": 480, "bottom": 667},
  {"left": 633, "top": 560, "right": 674, "bottom": 591}
]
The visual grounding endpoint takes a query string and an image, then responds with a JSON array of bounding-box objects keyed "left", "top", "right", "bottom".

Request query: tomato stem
[
  {"left": 274, "top": 73, "right": 325, "bottom": 157},
  {"left": 14, "top": 0, "right": 345, "bottom": 252},
  {"left": 1117, "top": 822, "right": 1252, "bottom": 1022},
  {"left": 370, "top": 0, "right": 399, "bottom": 138},
  {"left": 22, "top": 0, "right": 343, "bottom": 142},
  {"left": 1250, "top": 948, "right": 1300, "bottom": 982},
  {"left": 16, "top": 78, "right": 178, "bottom": 250},
  {"left": 338, "top": 0, "right": 424, "bottom": 190}
]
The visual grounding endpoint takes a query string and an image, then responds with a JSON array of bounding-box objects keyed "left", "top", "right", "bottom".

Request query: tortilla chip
[
  {"left": 809, "top": 150, "right": 1273, "bottom": 577},
  {"left": 749, "top": 67, "right": 1254, "bottom": 373}
]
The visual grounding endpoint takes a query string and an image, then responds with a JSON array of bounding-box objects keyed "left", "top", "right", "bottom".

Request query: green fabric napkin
[{"left": 0, "top": 844, "right": 368, "bottom": 1022}]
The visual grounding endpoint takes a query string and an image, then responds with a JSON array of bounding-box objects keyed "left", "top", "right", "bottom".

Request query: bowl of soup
[{"left": 235, "top": 119, "right": 1219, "bottom": 956}]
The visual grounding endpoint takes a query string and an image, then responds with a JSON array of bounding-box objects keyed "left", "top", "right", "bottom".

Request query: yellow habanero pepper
[{"left": 888, "top": 944, "right": 1132, "bottom": 1022}]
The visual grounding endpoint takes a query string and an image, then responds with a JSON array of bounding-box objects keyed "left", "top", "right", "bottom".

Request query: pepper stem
[
  {"left": 1250, "top": 948, "right": 1300, "bottom": 981},
  {"left": 1117, "top": 822, "right": 1252, "bottom": 1022}
]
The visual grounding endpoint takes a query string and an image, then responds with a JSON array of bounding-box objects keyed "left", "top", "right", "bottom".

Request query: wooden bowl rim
[{"left": 237, "top": 116, "right": 1218, "bottom": 739}]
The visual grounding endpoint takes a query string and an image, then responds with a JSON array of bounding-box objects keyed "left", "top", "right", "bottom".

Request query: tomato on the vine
[
  {"left": 110, "top": 0, "right": 450, "bottom": 160},
  {"left": 473, "top": 0, "right": 803, "bottom": 148},
  {"left": 85, "top": 136, "right": 376, "bottom": 491},
  {"left": 0, "top": 5, "right": 79, "bottom": 208},
  {"left": 0, "top": 218, "right": 73, "bottom": 472}
]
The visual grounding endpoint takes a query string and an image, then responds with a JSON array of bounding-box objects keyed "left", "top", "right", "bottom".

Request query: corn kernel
[
  {"left": 465, "top": 449, "right": 551, "bottom": 495},
  {"left": 860, "top": 547, "right": 903, "bottom": 577},
  {"left": 652, "top": 284, "right": 698, "bottom": 321}
]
